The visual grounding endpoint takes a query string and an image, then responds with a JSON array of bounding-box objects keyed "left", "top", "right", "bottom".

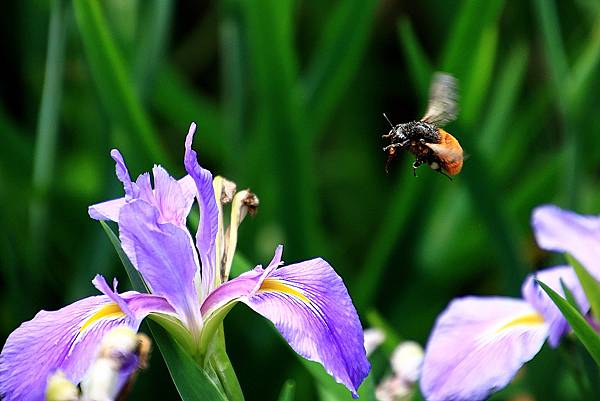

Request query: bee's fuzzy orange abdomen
[{"left": 437, "top": 129, "right": 463, "bottom": 175}]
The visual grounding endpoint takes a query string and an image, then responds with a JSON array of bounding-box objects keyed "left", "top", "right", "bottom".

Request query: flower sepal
[{"left": 149, "top": 313, "right": 197, "bottom": 356}]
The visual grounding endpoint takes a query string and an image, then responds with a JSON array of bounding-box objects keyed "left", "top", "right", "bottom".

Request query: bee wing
[
  {"left": 421, "top": 73, "right": 458, "bottom": 126},
  {"left": 425, "top": 142, "right": 463, "bottom": 163}
]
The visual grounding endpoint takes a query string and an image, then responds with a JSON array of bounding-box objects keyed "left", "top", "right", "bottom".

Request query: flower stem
[{"left": 207, "top": 325, "right": 245, "bottom": 401}]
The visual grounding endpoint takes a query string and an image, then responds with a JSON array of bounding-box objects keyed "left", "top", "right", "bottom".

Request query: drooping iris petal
[
  {"left": 202, "top": 248, "right": 370, "bottom": 397},
  {"left": 88, "top": 197, "right": 127, "bottom": 222},
  {"left": 0, "top": 288, "right": 172, "bottom": 401},
  {"left": 119, "top": 199, "right": 202, "bottom": 332},
  {"left": 522, "top": 265, "right": 589, "bottom": 347},
  {"left": 420, "top": 297, "right": 549, "bottom": 401},
  {"left": 184, "top": 122, "right": 219, "bottom": 296},
  {"left": 532, "top": 205, "right": 600, "bottom": 278},
  {"left": 92, "top": 275, "right": 133, "bottom": 317}
]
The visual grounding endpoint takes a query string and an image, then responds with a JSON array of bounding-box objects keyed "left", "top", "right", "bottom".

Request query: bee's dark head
[
  {"left": 385, "top": 123, "right": 410, "bottom": 146},
  {"left": 382, "top": 113, "right": 406, "bottom": 141}
]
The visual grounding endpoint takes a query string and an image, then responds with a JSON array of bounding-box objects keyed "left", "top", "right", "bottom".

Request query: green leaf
[
  {"left": 133, "top": 0, "right": 173, "bottom": 98},
  {"left": 441, "top": 0, "right": 504, "bottom": 72},
  {"left": 149, "top": 321, "right": 229, "bottom": 401},
  {"left": 73, "top": 0, "right": 167, "bottom": 165},
  {"left": 537, "top": 280, "right": 600, "bottom": 367},
  {"left": 304, "top": 359, "right": 376, "bottom": 401},
  {"left": 532, "top": 0, "right": 569, "bottom": 102},
  {"left": 560, "top": 278, "right": 580, "bottom": 309},
  {"left": 397, "top": 17, "right": 433, "bottom": 97},
  {"left": 152, "top": 66, "right": 224, "bottom": 163},
  {"left": 302, "top": 0, "right": 379, "bottom": 135},
  {"left": 461, "top": 24, "right": 498, "bottom": 125},
  {"left": 566, "top": 253, "right": 600, "bottom": 319},
  {"left": 220, "top": 5, "right": 246, "bottom": 172},
  {"left": 206, "top": 327, "right": 246, "bottom": 401},
  {"left": 567, "top": 15, "right": 600, "bottom": 113},
  {"left": 277, "top": 380, "right": 296, "bottom": 401},
  {"left": 478, "top": 42, "right": 529, "bottom": 158},
  {"left": 532, "top": 0, "right": 582, "bottom": 208},
  {"left": 30, "top": 0, "right": 68, "bottom": 272},
  {"left": 240, "top": 0, "right": 323, "bottom": 258}
]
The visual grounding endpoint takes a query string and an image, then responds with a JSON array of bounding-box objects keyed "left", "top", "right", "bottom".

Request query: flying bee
[{"left": 383, "top": 73, "right": 463, "bottom": 179}]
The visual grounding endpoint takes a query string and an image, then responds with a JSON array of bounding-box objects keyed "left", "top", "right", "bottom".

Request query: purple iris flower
[
  {"left": 420, "top": 205, "right": 595, "bottom": 401},
  {"left": 0, "top": 123, "right": 370, "bottom": 401},
  {"left": 0, "top": 276, "right": 172, "bottom": 401}
]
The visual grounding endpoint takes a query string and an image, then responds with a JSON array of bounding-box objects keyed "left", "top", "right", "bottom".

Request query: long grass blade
[
  {"left": 73, "top": 0, "right": 167, "bottom": 165},
  {"left": 240, "top": 0, "right": 323, "bottom": 258},
  {"left": 397, "top": 17, "right": 432, "bottom": 96},
  {"left": 302, "top": 0, "right": 379, "bottom": 136},
  {"left": 538, "top": 280, "right": 600, "bottom": 367},
  {"left": 30, "top": 0, "right": 68, "bottom": 271}
]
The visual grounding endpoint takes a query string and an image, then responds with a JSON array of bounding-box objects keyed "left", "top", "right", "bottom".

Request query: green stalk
[
  {"left": 30, "top": 0, "right": 68, "bottom": 270},
  {"left": 73, "top": 0, "right": 167, "bottom": 165},
  {"left": 207, "top": 325, "right": 245, "bottom": 401},
  {"left": 133, "top": 0, "right": 173, "bottom": 99},
  {"left": 532, "top": 0, "right": 580, "bottom": 208}
]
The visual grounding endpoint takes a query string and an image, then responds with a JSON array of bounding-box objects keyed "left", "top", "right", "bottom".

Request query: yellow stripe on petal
[
  {"left": 497, "top": 312, "right": 545, "bottom": 333},
  {"left": 80, "top": 303, "right": 126, "bottom": 333},
  {"left": 259, "top": 278, "right": 311, "bottom": 305}
]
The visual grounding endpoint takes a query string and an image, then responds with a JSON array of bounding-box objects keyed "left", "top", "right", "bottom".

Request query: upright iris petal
[
  {"left": 119, "top": 200, "right": 202, "bottom": 335},
  {"left": 0, "top": 276, "right": 174, "bottom": 401},
  {"left": 202, "top": 246, "right": 370, "bottom": 397},
  {"left": 88, "top": 151, "right": 197, "bottom": 227},
  {"left": 184, "top": 123, "right": 219, "bottom": 298}
]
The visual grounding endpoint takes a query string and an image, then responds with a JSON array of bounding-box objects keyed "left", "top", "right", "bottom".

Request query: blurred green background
[{"left": 1, "top": 0, "right": 600, "bottom": 400}]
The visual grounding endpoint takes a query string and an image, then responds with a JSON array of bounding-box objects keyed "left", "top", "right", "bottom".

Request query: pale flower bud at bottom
[
  {"left": 390, "top": 341, "right": 424, "bottom": 383},
  {"left": 45, "top": 371, "right": 79, "bottom": 401},
  {"left": 375, "top": 341, "right": 424, "bottom": 401},
  {"left": 375, "top": 375, "right": 411, "bottom": 401},
  {"left": 80, "top": 327, "right": 149, "bottom": 401}
]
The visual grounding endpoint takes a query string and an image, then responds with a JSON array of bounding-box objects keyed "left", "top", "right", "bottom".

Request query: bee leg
[
  {"left": 382, "top": 139, "right": 409, "bottom": 152},
  {"left": 430, "top": 161, "right": 453, "bottom": 181},
  {"left": 412, "top": 159, "right": 424, "bottom": 177},
  {"left": 438, "top": 170, "right": 453, "bottom": 181}
]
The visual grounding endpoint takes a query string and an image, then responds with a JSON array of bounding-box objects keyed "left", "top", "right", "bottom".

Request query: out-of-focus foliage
[{"left": 1, "top": 0, "right": 600, "bottom": 400}]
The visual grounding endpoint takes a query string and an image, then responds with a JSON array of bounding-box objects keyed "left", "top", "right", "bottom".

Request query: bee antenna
[{"left": 383, "top": 113, "right": 395, "bottom": 129}]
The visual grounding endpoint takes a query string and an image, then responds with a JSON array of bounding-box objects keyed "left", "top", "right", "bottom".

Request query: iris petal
[
  {"left": 522, "top": 265, "right": 589, "bottom": 347},
  {"left": 421, "top": 297, "right": 548, "bottom": 401},
  {"left": 0, "top": 288, "right": 169, "bottom": 401},
  {"left": 88, "top": 149, "right": 197, "bottom": 225},
  {"left": 532, "top": 205, "right": 600, "bottom": 279},
  {"left": 184, "top": 122, "right": 219, "bottom": 298},
  {"left": 151, "top": 165, "right": 195, "bottom": 226},
  {"left": 118, "top": 199, "right": 202, "bottom": 333},
  {"left": 202, "top": 247, "right": 370, "bottom": 397}
]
